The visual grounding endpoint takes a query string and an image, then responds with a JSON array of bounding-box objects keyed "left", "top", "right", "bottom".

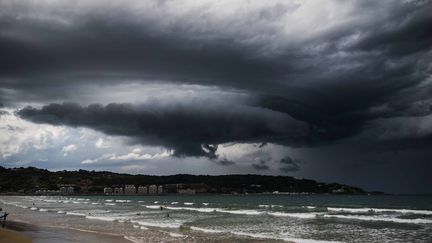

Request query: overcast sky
[{"left": 1, "top": 0, "right": 431, "bottom": 193}]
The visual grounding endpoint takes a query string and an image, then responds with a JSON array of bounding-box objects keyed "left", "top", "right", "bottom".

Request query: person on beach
[
  {"left": 0, "top": 212, "right": 8, "bottom": 220},
  {"left": 1, "top": 212, "right": 8, "bottom": 228}
]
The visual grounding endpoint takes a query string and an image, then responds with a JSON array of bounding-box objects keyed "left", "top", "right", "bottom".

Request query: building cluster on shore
[
  {"left": 103, "top": 185, "right": 164, "bottom": 195},
  {"left": 103, "top": 183, "right": 208, "bottom": 195}
]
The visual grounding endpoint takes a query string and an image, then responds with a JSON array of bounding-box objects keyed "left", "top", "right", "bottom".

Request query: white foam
[
  {"left": 323, "top": 214, "right": 432, "bottom": 224},
  {"left": 268, "top": 212, "right": 319, "bottom": 219},
  {"left": 166, "top": 206, "right": 218, "bottom": 213},
  {"left": 184, "top": 202, "right": 194, "bottom": 205},
  {"left": 39, "top": 208, "right": 48, "bottom": 212},
  {"left": 86, "top": 215, "right": 117, "bottom": 222},
  {"left": 91, "top": 202, "right": 99, "bottom": 205},
  {"left": 231, "top": 231, "right": 343, "bottom": 243},
  {"left": 66, "top": 212, "right": 86, "bottom": 216},
  {"left": 153, "top": 201, "right": 159, "bottom": 204},
  {"left": 307, "top": 206, "right": 316, "bottom": 209},
  {"left": 131, "top": 220, "right": 182, "bottom": 229},
  {"left": 259, "top": 204, "right": 270, "bottom": 208},
  {"left": 140, "top": 226, "right": 149, "bottom": 230},
  {"left": 190, "top": 226, "right": 224, "bottom": 234},
  {"left": 57, "top": 211, "right": 66, "bottom": 214},
  {"left": 115, "top": 200, "right": 131, "bottom": 203},
  {"left": 171, "top": 202, "right": 179, "bottom": 205},
  {"left": 105, "top": 203, "right": 116, "bottom": 206},
  {"left": 161, "top": 206, "right": 263, "bottom": 215},
  {"left": 216, "top": 209, "right": 264, "bottom": 215},
  {"left": 145, "top": 205, "right": 162, "bottom": 209},
  {"left": 43, "top": 199, "right": 58, "bottom": 203},
  {"left": 105, "top": 199, "right": 113, "bottom": 202},
  {"left": 271, "top": 205, "right": 284, "bottom": 208},
  {"left": 327, "top": 207, "right": 432, "bottom": 215},
  {"left": 124, "top": 236, "right": 141, "bottom": 243},
  {"left": 202, "top": 203, "right": 209, "bottom": 206},
  {"left": 169, "top": 232, "right": 184, "bottom": 238},
  {"left": 30, "top": 207, "right": 37, "bottom": 210}
]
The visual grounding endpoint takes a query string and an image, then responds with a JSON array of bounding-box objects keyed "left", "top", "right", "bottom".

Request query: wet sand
[
  {"left": 0, "top": 227, "right": 32, "bottom": 243},
  {"left": 1, "top": 220, "right": 132, "bottom": 243}
]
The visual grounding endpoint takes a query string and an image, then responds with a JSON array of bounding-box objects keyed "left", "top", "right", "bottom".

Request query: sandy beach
[
  {"left": 0, "top": 220, "right": 132, "bottom": 243},
  {"left": 0, "top": 226, "right": 32, "bottom": 243}
]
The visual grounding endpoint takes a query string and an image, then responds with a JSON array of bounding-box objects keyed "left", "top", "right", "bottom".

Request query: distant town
[
  {"left": 0, "top": 166, "right": 377, "bottom": 195},
  {"left": 50, "top": 183, "right": 206, "bottom": 196}
]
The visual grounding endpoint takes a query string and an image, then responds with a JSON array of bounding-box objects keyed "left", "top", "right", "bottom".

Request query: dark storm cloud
[
  {"left": 2, "top": 0, "right": 432, "bottom": 159},
  {"left": 252, "top": 160, "right": 270, "bottom": 171},
  {"left": 279, "top": 156, "right": 301, "bottom": 173},
  {"left": 17, "top": 102, "right": 310, "bottom": 158},
  {"left": 215, "top": 158, "right": 235, "bottom": 166}
]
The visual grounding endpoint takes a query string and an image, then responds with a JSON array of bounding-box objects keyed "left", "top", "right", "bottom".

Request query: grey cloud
[
  {"left": 17, "top": 102, "right": 310, "bottom": 158},
  {"left": 279, "top": 156, "right": 301, "bottom": 173},
  {"left": 216, "top": 159, "right": 235, "bottom": 166},
  {"left": 252, "top": 160, "right": 270, "bottom": 171}
]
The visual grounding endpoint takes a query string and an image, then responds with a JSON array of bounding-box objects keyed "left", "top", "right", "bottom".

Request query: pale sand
[{"left": 0, "top": 221, "right": 132, "bottom": 243}]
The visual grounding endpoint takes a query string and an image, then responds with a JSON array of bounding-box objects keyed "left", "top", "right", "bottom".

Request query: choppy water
[{"left": 1, "top": 195, "right": 431, "bottom": 242}]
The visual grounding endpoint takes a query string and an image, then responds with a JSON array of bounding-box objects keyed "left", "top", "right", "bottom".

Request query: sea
[{"left": 1, "top": 194, "right": 431, "bottom": 242}]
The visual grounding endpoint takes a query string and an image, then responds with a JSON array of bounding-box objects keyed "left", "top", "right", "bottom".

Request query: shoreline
[{"left": 0, "top": 220, "right": 132, "bottom": 243}]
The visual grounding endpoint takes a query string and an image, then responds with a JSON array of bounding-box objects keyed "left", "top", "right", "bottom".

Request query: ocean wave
[
  {"left": 105, "top": 203, "right": 116, "bottom": 206},
  {"left": 115, "top": 200, "right": 131, "bottom": 203},
  {"left": 152, "top": 205, "right": 264, "bottom": 215},
  {"left": 86, "top": 215, "right": 117, "bottom": 222},
  {"left": 323, "top": 214, "right": 432, "bottom": 224},
  {"left": 231, "top": 231, "right": 343, "bottom": 243},
  {"left": 43, "top": 199, "right": 58, "bottom": 203},
  {"left": 171, "top": 202, "right": 179, "bottom": 205},
  {"left": 202, "top": 203, "right": 209, "bottom": 206},
  {"left": 30, "top": 207, "right": 38, "bottom": 210},
  {"left": 145, "top": 205, "right": 162, "bottom": 209},
  {"left": 130, "top": 220, "right": 182, "bottom": 229},
  {"left": 216, "top": 209, "right": 264, "bottom": 215},
  {"left": 268, "top": 212, "right": 320, "bottom": 219},
  {"left": 184, "top": 202, "right": 194, "bottom": 205},
  {"left": 327, "top": 207, "right": 432, "bottom": 215},
  {"left": 190, "top": 226, "right": 224, "bottom": 234},
  {"left": 66, "top": 212, "right": 86, "bottom": 216},
  {"left": 169, "top": 232, "right": 185, "bottom": 238},
  {"left": 165, "top": 206, "right": 218, "bottom": 213},
  {"left": 39, "top": 208, "right": 48, "bottom": 212}
]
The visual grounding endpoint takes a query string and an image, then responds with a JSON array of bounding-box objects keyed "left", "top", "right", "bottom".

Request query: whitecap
[
  {"left": 86, "top": 216, "right": 117, "bottom": 222},
  {"left": 323, "top": 214, "right": 432, "bottom": 224},
  {"left": 190, "top": 226, "right": 224, "bottom": 234},
  {"left": 327, "top": 207, "right": 432, "bottom": 215}
]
